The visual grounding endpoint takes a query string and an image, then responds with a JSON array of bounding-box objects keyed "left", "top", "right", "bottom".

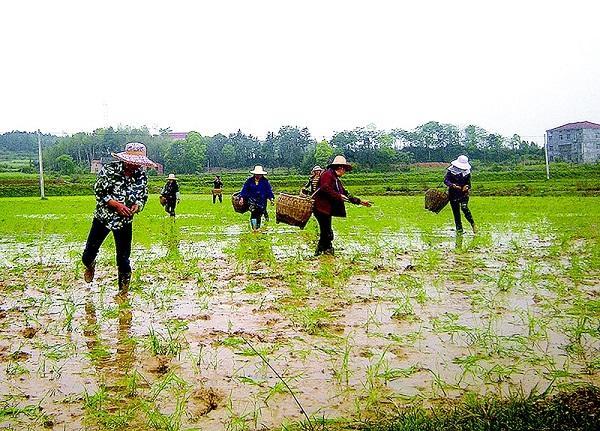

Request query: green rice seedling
[
  {"left": 282, "top": 305, "right": 331, "bottom": 336},
  {"left": 414, "top": 248, "right": 443, "bottom": 273},
  {"left": 328, "top": 334, "right": 354, "bottom": 388},
  {"left": 141, "top": 392, "right": 188, "bottom": 431},
  {"left": 263, "top": 381, "right": 287, "bottom": 405},
  {"left": 244, "top": 282, "right": 266, "bottom": 294},
  {"left": 146, "top": 327, "right": 183, "bottom": 358},
  {"left": 483, "top": 362, "right": 522, "bottom": 385},
  {"left": 431, "top": 313, "right": 471, "bottom": 341},
  {"left": 453, "top": 353, "right": 486, "bottom": 384},
  {"left": 365, "top": 303, "right": 383, "bottom": 334},
  {"left": 122, "top": 369, "right": 145, "bottom": 398},
  {"left": 224, "top": 394, "right": 252, "bottom": 431},
  {"left": 391, "top": 293, "right": 415, "bottom": 321},
  {"left": 219, "top": 336, "right": 246, "bottom": 348},
  {"left": 376, "top": 364, "right": 422, "bottom": 382},
  {"left": 6, "top": 360, "right": 29, "bottom": 376},
  {"left": 518, "top": 308, "right": 549, "bottom": 343}
]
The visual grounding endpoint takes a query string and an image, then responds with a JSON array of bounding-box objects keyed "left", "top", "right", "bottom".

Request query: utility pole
[
  {"left": 543, "top": 132, "right": 550, "bottom": 180},
  {"left": 37, "top": 129, "right": 47, "bottom": 199}
]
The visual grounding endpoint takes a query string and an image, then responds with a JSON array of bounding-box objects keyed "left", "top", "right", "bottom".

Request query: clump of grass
[{"left": 362, "top": 385, "right": 600, "bottom": 431}]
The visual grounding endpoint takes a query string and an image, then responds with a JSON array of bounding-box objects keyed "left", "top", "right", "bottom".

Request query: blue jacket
[{"left": 240, "top": 176, "right": 274, "bottom": 210}]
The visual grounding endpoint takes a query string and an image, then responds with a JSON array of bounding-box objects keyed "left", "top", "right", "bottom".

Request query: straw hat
[
  {"left": 250, "top": 165, "right": 267, "bottom": 175},
  {"left": 112, "top": 142, "right": 157, "bottom": 167},
  {"left": 328, "top": 155, "right": 352, "bottom": 171},
  {"left": 311, "top": 165, "right": 323, "bottom": 173},
  {"left": 167, "top": 173, "right": 177, "bottom": 180},
  {"left": 450, "top": 155, "right": 471, "bottom": 170}
]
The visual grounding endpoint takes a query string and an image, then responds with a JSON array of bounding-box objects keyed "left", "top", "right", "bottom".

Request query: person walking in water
[
  {"left": 212, "top": 175, "right": 223, "bottom": 204},
  {"left": 313, "top": 156, "right": 371, "bottom": 256},
  {"left": 239, "top": 166, "right": 274, "bottom": 232},
  {"left": 161, "top": 173, "right": 180, "bottom": 217},
  {"left": 444, "top": 155, "right": 476, "bottom": 234},
  {"left": 82, "top": 142, "right": 156, "bottom": 294}
]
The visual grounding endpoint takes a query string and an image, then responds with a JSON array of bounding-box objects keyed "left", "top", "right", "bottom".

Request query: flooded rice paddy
[{"left": 0, "top": 195, "right": 599, "bottom": 430}]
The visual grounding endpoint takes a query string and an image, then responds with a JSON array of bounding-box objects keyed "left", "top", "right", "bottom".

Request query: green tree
[
  {"left": 55, "top": 154, "right": 76, "bottom": 175},
  {"left": 221, "top": 143, "right": 236, "bottom": 168},
  {"left": 314, "top": 140, "right": 334, "bottom": 167}
]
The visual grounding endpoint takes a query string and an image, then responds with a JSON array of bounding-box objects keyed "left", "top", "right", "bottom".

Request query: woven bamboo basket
[
  {"left": 276, "top": 193, "right": 314, "bottom": 229},
  {"left": 159, "top": 195, "right": 167, "bottom": 206},
  {"left": 424, "top": 189, "right": 449, "bottom": 213},
  {"left": 231, "top": 192, "right": 249, "bottom": 213},
  {"left": 212, "top": 188, "right": 222, "bottom": 195}
]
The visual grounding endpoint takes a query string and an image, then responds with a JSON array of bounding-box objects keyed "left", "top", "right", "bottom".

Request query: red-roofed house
[{"left": 546, "top": 121, "right": 600, "bottom": 163}]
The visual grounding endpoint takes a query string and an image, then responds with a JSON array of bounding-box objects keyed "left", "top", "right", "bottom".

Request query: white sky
[{"left": 1, "top": 0, "right": 599, "bottom": 143}]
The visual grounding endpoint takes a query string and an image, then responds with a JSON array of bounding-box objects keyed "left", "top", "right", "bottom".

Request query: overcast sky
[{"left": 1, "top": 0, "right": 599, "bottom": 143}]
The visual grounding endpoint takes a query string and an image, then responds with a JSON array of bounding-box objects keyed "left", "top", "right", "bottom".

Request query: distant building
[
  {"left": 168, "top": 132, "right": 189, "bottom": 140},
  {"left": 91, "top": 157, "right": 164, "bottom": 174},
  {"left": 546, "top": 121, "right": 600, "bottom": 163}
]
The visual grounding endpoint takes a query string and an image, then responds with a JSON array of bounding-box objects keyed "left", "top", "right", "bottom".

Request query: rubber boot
[
  {"left": 118, "top": 272, "right": 131, "bottom": 295},
  {"left": 84, "top": 260, "right": 96, "bottom": 283},
  {"left": 250, "top": 219, "right": 258, "bottom": 231}
]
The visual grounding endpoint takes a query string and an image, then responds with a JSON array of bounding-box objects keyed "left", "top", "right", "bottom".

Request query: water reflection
[{"left": 84, "top": 295, "right": 134, "bottom": 387}]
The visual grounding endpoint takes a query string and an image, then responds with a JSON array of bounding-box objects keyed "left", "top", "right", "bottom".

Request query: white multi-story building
[{"left": 546, "top": 121, "right": 600, "bottom": 163}]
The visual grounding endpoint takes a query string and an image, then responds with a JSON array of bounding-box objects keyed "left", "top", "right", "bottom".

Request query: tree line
[{"left": 0, "top": 122, "right": 543, "bottom": 175}]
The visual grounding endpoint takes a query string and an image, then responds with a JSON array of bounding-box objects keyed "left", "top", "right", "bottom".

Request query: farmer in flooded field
[
  {"left": 82, "top": 142, "right": 156, "bottom": 294},
  {"left": 444, "top": 155, "right": 476, "bottom": 234},
  {"left": 239, "top": 165, "right": 274, "bottom": 232},
  {"left": 212, "top": 175, "right": 223, "bottom": 203},
  {"left": 313, "top": 155, "right": 371, "bottom": 256},
  {"left": 301, "top": 165, "right": 323, "bottom": 196},
  {"left": 160, "top": 173, "right": 180, "bottom": 217}
]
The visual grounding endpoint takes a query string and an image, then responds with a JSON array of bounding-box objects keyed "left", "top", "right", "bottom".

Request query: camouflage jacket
[{"left": 93, "top": 161, "right": 148, "bottom": 230}]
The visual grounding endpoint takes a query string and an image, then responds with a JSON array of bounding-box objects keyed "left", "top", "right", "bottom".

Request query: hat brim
[
  {"left": 328, "top": 163, "right": 352, "bottom": 171},
  {"left": 451, "top": 160, "right": 471, "bottom": 170},
  {"left": 112, "top": 152, "right": 157, "bottom": 168},
  {"left": 250, "top": 170, "right": 267, "bottom": 175}
]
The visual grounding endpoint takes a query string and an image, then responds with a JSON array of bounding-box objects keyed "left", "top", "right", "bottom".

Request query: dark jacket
[
  {"left": 444, "top": 170, "right": 471, "bottom": 202},
  {"left": 240, "top": 176, "right": 274, "bottom": 210},
  {"left": 161, "top": 180, "right": 179, "bottom": 199},
  {"left": 213, "top": 179, "right": 223, "bottom": 189},
  {"left": 314, "top": 168, "right": 360, "bottom": 217}
]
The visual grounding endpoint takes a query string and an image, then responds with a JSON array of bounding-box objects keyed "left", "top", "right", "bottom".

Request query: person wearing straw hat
[
  {"left": 444, "top": 155, "right": 476, "bottom": 234},
  {"left": 239, "top": 165, "right": 274, "bottom": 231},
  {"left": 161, "top": 173, "right": 180, "bottom": 217},
  {"left": 82, "top": 142, "right": 156, "bottom": 295},
  {"left": 313, "top": 155, "right": 371, "bottom": 256},
  {"left": 301, "top": 165, "right": 323, "bottom": 196}
]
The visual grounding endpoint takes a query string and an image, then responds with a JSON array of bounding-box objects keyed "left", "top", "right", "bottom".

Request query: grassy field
[
  {"left": 0, "top": 195, "right": 599, "bottom": 430},
  {"left": 1, "top": 162, "right": 600, "bottom": 197}
]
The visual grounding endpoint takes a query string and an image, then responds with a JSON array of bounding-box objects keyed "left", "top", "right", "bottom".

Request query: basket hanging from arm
[
  {"left": 275, "top": 193, "right": 315, "bottom": 229},
  {"left": 231, "top": 192, "right": 249, "bottom": 213},
  {"left": 424, "top": 188, "right": 449, "bottom": 213}
]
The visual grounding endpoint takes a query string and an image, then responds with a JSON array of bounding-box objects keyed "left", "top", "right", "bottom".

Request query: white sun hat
[
  {"left": 311, "top": 165, "right": 323, "bottom": 172},
  {"left": 112, "top": 142, "right": 157, "bottom": 167},
  {"left": 328, "top": 155, "right": 353, "bottom": 171},
  {"left": 450, "top": 155, "right": 471, "bottom": 170},
  {"left": 167, "top": 173, "right": 177, "bottom": 180},
  {"left": 250, "top": 165, "right": 268, "bottom": 175}
]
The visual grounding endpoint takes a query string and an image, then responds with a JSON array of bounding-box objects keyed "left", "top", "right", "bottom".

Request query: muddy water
[{"left": 0, "top": 224, "right": 599, "bottom": 430}]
